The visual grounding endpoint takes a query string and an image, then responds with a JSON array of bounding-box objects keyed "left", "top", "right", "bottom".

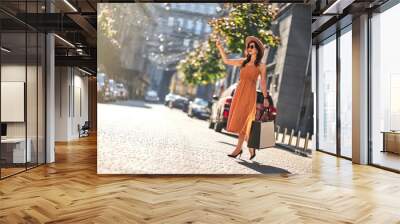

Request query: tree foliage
[
  {"left": 177, "top": 39, "right": 225, "bottom": 85},
  {"left": 179, "top": 3, "right": 280, "bottom": 85},
  {"left": 209, "top": 3, "right": 280, "bottom": 54}
]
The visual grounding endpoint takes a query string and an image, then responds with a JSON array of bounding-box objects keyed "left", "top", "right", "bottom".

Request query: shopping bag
[{"left": 247, "top": 120, "right": 275, "bottom": 149}]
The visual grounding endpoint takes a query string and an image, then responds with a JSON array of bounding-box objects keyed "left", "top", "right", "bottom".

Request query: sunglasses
[{"left": 247, "top": 44, "right": 256, "bottom": 49}]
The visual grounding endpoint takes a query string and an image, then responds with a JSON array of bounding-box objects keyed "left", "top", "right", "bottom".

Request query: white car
[
  {"left": 115, "top": 83, "right": 128, "bottom": 100},
  {"left": 144, "top": 90, "right": 160, "bottom": 102},
  {"left": 164, "top": 92, "right": 177, "bottom": 105}
]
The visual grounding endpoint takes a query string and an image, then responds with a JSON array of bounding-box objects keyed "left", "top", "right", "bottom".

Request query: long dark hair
[{"left": 241, "top": 41, "right": 263, "bottom": 68}]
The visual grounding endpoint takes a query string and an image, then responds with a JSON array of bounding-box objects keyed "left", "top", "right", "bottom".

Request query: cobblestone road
[{"left": 98, "top": 101, "right": 312, "bottom": 175}]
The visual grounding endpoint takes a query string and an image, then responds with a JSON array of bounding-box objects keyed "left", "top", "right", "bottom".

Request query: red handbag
[{"left": 256, "top": 106, "right": 277, "bottom": 122}]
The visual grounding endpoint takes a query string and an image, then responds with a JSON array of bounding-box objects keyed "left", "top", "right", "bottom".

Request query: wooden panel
[
  {"left": 385, "top": 132, "right": 400, "bottom": 154},
  {"left": 88, "top": 77, "right": 97, "bottom": 132}
]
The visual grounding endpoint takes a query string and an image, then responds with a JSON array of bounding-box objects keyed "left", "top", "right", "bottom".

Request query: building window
[
  {"left": 339, "top": 26, "right": 352, "bottom": 158},
  {"left": 195, "top": 20, "right": 202, "bottom": 35},
  {"left": 183, "top": 39, "right": 190, "bottom": 47},
  {"left": 205, "top": 24, "right": 211, "bottom": 33},
  {"left": 167, "top": 17, "right": 174, "bottom": 26},
  {"left": 317, "top": 35, "right": 337, "bottom": 155},
  {"left": 177, "top": 18, "right": 184, "bottom": 28},
  {"left": 187, "top": 20, "right": 194, "bottom": 30},
  {"left": 370, "top": 3, "right": 400, "bottom": 171}
]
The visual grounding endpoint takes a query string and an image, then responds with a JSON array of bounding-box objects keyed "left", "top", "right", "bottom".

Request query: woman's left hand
[{"left": 263, "top": 98, "right": 269, "bottom": 108}]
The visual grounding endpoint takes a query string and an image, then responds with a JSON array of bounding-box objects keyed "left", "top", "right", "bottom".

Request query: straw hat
[{"left": 245, "top": 36, "right": 265, "bottom": 57}]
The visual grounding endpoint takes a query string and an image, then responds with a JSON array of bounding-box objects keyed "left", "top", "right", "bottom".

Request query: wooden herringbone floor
[{"left": 1, "top": 135, "right": 400, "bottom": 223}]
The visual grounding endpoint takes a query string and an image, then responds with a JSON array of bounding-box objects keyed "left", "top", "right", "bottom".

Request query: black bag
[{"left": 247, "top": 115, "right": 275, "bottom": 149}]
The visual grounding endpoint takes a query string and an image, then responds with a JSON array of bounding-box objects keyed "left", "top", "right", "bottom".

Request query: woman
[{"left": 216, "top": 36, "right": 269, "bottom": 160}]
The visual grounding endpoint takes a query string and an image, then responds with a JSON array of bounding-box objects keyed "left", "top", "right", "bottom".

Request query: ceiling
[
  {"left": 311, "top": 0, "right": 390, "bottom": 41},
  {"left": 1, "top": 0, "right": 98, "bottom": 74}
]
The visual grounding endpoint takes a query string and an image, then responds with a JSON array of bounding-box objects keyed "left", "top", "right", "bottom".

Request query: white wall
[
  {"left": 55, "top": 66, "right": 70, "bottom": 141},
  {"left": 55, "top": 67, "right": 89, "bottom": 141},
  {"left": 1, "top": 82, "right": 25, "bottom": 122},
  {"left": 1, "top": 65, "right": 26, "bottom": 139},
  {"left": 1, "top": 64, "right": 26, "bottom": 81}
]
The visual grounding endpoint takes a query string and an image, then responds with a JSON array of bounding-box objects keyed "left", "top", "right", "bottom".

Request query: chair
[{"left": 78, "top": 121, "right": 90, "bottom": 138}]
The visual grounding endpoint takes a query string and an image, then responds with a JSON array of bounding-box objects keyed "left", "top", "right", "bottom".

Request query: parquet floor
[{"left": 1, "top": 135, "right": 400, "bottom": 223}]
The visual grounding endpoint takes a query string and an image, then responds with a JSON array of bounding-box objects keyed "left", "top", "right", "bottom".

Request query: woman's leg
[
  {"left": 230, "top": 132, "right": 246, "bottom": 155},
  {"left": 245, "top": 134, "right": 256, "bottom": 156}
]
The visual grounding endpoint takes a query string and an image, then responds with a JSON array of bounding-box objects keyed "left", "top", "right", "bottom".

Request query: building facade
[{"left": 147, "top": 3, "right": 223, "bottom": 101}]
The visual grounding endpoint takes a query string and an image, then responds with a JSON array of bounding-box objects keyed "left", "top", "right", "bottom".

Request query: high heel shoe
[
  {"left": 228, "top": 150, "right": 243, "bottom": 159},
  {"left": 249, "top": 149, "right": 256, "bottom": 160}
]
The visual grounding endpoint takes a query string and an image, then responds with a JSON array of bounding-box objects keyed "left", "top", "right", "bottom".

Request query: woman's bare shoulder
[{"left": 258, "top": 62, "right": 266, "bottom": 70}]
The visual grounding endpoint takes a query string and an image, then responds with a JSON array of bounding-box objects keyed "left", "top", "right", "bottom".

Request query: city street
[{"left": 98, "top": 100, "right": 312, "bottom": 175}]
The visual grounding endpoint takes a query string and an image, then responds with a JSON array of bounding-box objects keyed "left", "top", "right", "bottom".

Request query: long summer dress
[{"left": 226, "top": 63, "right": 260, "bottom": 140}]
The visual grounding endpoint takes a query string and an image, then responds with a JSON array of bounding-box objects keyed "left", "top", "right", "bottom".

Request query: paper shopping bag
[{"left": 247, "top": 121, "right": 275, "bottom": 149}]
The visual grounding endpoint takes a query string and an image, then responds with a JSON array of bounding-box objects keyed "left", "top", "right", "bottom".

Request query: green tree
[
  {"left": 178, "top": 3, "right": 280, "bottom": 85},
  {"left": 209, "top": 3, "right": 280, "bottom": 54},
  {"left": 177, "top": 39, "right": 226, "bottom": 85},
  {"left": 98, "top": 5, "right": 122, "bottom": 79},
  {"left": 98, "top": 4, "right": 152, "bottom": 79}
]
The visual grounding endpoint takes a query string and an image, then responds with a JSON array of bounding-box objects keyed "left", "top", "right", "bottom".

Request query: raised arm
[{"left": 215, "top": 37, "right": 244, "bottom": 67}]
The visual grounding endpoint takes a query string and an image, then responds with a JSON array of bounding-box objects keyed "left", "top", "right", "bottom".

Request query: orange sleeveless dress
[{"left": 226, "top": 63, "right": 260, "bottom": 140}]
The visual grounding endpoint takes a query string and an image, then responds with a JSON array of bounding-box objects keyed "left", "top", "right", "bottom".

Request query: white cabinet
[{"left": 1, "top": 138, "right": 32, "bottom": 163}]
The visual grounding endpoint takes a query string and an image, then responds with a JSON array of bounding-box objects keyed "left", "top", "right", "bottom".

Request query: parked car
[
  {"left": 209, "top": 83, "right": 237, "bottom": 132},
  {"left": 209, "top": 83, "right": 267, "bottom": 133},
  {"left": 182, "top": 98, "right": 190, "bottom": 112},
  {"left": 115, "top": 83, "right": 128, "bottom": 100},
  {"left": 97, "top": 73, "right": 106, "bottom": 93},
  {"left": 164, "top": 92, "right": 177, "bottom": 106},
  {"left": 101, "top": 79, "right": 117, "bottom": 102},
  {"left": 97, "top": 73, "right": 107, "bottom": 102},
  {"left": 108, "top": 79, "right": 118, "bottom": 102},
  {"left": 144, "top": 90, "right": 160, "bottom": 102},
  {"left": 169, "top": 95, "right": 189, "bottom": 110},
  {"left": 187, "top": 98, "right": 211, "bottom": 120},
  {"left": 103, "top": 86, "right": 114, "bottom": 102}
]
